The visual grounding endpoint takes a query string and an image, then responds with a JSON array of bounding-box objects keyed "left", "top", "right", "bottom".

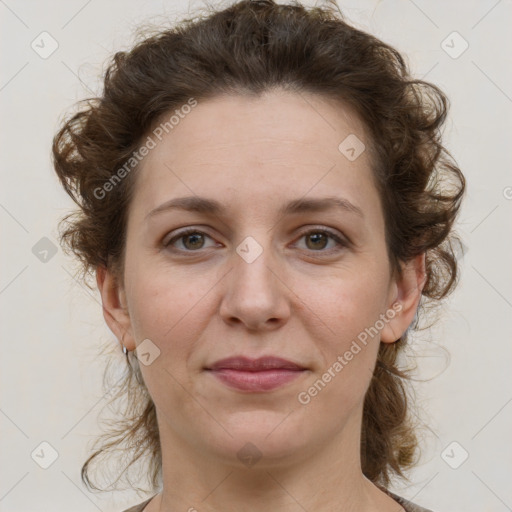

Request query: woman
[{"left": 52, "top": 1, "right": 465, "bottom": 511}]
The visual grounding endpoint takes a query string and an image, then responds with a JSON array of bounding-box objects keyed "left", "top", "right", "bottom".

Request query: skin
[{"left": 97, "top": 90, "right": 426, "bottom": 512}]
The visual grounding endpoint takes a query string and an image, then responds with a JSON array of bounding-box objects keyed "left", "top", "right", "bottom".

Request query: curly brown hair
[{"left": 52, "top": 0, "right": 465, "bottom": 495}]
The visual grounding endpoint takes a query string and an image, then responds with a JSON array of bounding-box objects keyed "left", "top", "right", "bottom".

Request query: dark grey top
[{"left": 121, "top": 490, "right": 435, "bottom": 512}]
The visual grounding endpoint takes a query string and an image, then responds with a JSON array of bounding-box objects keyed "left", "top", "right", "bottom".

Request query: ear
[
  {"left": 380, "top": 253, "right": 427, "bottom": 344},
  {"left": 96, "top": 265, "right": 136, "bottom": 351}
]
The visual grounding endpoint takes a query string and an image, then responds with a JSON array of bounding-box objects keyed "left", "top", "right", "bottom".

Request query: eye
[
  {"left": 163, "top": 228, "right": 217, "bottom": 252},
  {"left": 163, "top": 226, "right": 349, "bottom": 254},
  {"left": 293, "top": 228, "right": 348, "bottom": 254}
]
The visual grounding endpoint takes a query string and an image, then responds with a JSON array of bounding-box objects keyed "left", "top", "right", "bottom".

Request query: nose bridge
[
  {"left": 233, "top": 232, "right": 279, "bottom": 296},
  {"left": 219, "top": 230, "right": 289, "bottom": 328}
]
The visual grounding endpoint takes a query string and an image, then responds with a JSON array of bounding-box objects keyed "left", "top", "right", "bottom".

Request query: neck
[{"left": 152, "top": 405, "right": 394, "bottom": 512}]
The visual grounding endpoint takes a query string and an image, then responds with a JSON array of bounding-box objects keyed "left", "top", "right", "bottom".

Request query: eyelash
[{"left": 163, "top": 226, "right": 349, "bottom": 255}]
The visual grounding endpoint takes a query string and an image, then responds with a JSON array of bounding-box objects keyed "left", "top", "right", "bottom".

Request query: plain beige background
[{"left": 1, "top": 0, "right": 511, "bottom": 511}]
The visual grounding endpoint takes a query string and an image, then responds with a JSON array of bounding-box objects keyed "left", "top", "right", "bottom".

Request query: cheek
[
  {"left": 295, "top": 264, "right": 388, "bottom": 391},
  {"left": 301, "top": 263, "right": 389, "bottom": 339},
  {"left": 297, "top": 284, "right": 382, "bottom": 415},
  {"left": 125, "top": 270, "right": 208, "bottom": 412},
  {"left": 125, "top": 263, "right": 212, "bottom": 363}
]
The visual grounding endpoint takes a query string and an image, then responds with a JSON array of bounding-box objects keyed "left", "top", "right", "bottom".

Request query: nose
[{"left": 218, "top": 237, "right": 291, "bottom": 331}]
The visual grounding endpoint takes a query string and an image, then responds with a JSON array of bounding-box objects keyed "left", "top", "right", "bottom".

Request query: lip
[
  {"left": 205, "top": 356, "right": 307, "bottom": 392},
  {"left": 207, "top": 356, "right": 306, "bottom": 372}
]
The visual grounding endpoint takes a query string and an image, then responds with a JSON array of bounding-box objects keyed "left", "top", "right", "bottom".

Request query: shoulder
[
  {"left": 387, "top": 490, "right": 436, "bottom": 512},
  {"left": 119, "top": 496, "right": 155, "bottom": 512}
]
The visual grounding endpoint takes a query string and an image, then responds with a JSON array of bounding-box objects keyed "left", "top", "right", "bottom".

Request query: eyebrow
[{"left": 145, "top": 195, "right": 364, "bottom": 221}]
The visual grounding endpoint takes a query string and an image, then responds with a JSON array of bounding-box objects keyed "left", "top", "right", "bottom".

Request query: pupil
[
  {"left": 308, "top": 233, "right": 327, "bottom": 250},
  {"left": 185, "top": 233, "right": 203, "bottom": 249}
]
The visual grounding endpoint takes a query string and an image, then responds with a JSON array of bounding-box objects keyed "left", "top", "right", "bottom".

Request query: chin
[{"left": 206, "top": 414, "right": 310, "bottom": 466}]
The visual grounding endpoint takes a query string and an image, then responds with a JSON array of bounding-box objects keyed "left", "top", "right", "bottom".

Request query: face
[{"left": 99, "top": 90, "right": 424, "bottom": 468}]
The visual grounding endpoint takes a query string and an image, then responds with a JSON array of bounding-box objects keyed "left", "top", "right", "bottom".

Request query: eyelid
[
  {"left": 163, "top": 225, "right": 350, "bottom": 253},
  {"left": 294, "top": 225, "right": 350, "bottom": 245},
  {"left": 162, "top": 226, "right": 216, "bottom": 248},
  {"left": 291, "top": 227, "right": 350, "bottom": 256}
]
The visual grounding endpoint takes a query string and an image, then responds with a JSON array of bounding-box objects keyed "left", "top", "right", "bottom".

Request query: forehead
[
  {"left": 145, "top": 90, "right": 369, "bottom": 157},
  {"left": 129, "top": 90, "right": 380, "bottom": 222}
]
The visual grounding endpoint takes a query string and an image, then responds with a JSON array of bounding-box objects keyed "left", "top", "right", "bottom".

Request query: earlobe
[
  {"left": 96, "top": 265, "right": 136, "bottom": 351},
  {"left": 380, "top": 253, "right": 426, "bottom": 344}
]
